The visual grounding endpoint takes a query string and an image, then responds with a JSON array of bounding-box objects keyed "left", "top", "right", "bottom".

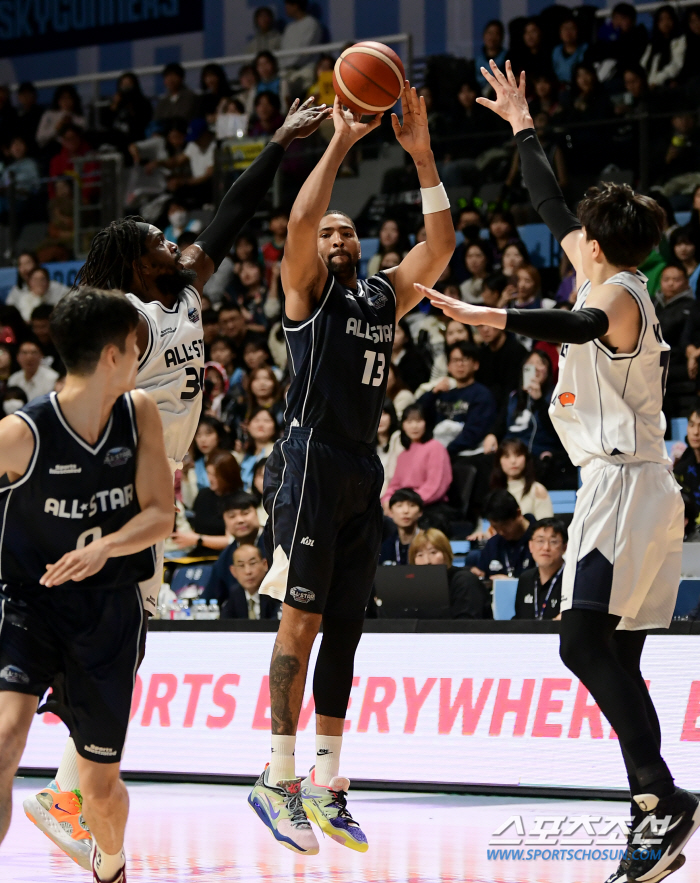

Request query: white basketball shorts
[{"left": 561, "top": 458, "right": 684, "bottom": 630}]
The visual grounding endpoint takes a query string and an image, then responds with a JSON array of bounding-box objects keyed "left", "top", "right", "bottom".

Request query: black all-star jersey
[
  {"left": 0, "top": 392, "right": 155, "bottom": 590},
  {"left": 283, "top": 271, "right": 396, "bottom": 444}
]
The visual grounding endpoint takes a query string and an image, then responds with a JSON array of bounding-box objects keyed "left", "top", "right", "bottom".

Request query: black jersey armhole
[
  {"left": 1, "top": 412, "right": 40, "bottom": 492},
  {"left": 282, "top": 272, "right": 334, "bottom": 331}
]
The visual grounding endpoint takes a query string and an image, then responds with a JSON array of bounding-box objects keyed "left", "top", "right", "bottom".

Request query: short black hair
[
  {"left": 613, "top": 2, "right": 636, "bottom": 21},
  {"left": 577, "top": 183, "right": 665, "bottom": 268},
  {"left": 322, "top": 209, "right": 356, "bottom": 232},
  {"left": 400, "top": 403, "right": 433, "bottom": 449},
  {"left": 219, "top": 304, "right": 242, "bottom": 316},
  {"left": 255, "top": 89, "right": 281, "bottom": 112},
  {"left": 30, "top": 303, "right": 53, "bottom": 322},
  {"left": 484, "top": 18, "right": 504, "bottom": 36},
  {"left": 163, "top": 62, "right": 185, "bottom": 79},
  {"left": 286, "top": 0, "right": 308, "bottom": 10},
  {"left": 49, "top": 288, "right": 140, "bottom": 375},
  {"left": 531, "top": 517, "right": 568, "bottom": 544},
  {"left": 447, "top": 340, "right": 480, "bottom": 362},
  {"left": 18, "top": 81, "right": 36, "bottom": 94},
  {"left": 219, "top": 490, "right": 258, "bottom": 515},
  {"left": 389, "top": 488, "right": 424, "bottom": 510},
  {"left": 484, "top": 490, "right": 520, "bottom": 524},
  {"left": 483, "top": 273, "right": 509, "bottom": 294},
  {"left": 29, "top": 266, "right": 50, "bottom": 281}
]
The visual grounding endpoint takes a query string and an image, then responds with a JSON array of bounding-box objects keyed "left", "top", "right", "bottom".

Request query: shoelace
[
  {"left": 328, "top": 789, "right": 359, "bottom": 827},
  {"left": 284, "top": 790, "right": 310, "bottom": 829}
]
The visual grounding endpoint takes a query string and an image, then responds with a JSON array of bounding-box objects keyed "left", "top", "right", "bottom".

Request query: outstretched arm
[
  {"left": 477, "top": 60, "right": 583, "bottom": 281},
  {"left": 281, "top": 98, "right": 382, "bottom": 321},
  {"left": 183, "top": 98, "right": 333, "bottom": 294},
  {"left": 383, "top": 83, "right": 455, "bottom": 320}
]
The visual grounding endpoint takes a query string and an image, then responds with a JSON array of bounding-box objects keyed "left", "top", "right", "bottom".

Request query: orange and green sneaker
[{"left": 23, "top": 780, "right": 92, "bottom": 870}]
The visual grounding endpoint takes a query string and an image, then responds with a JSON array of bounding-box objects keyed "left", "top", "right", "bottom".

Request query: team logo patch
[
  {"left": 188, "top": 307, "right": 200, "bottom": 324},
  {"left": 104, "top": 446, "right": 133, "bottom": 468},
  {"left": 290, "top": 586, "right": 315, "bottom": 604},
  {"left": 0, "top": 665, "right": 30, "bottom": 685},
  {"left": 558, "top": 392, "right": 576, "bottom": 408},
  {"left": 369, "top": 291, "right": 388, "bottom": 309}
]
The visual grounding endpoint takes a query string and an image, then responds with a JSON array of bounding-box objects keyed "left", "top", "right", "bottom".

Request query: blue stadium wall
[{"left": 1, "top": 0, "right": 617, "bottom": 94}]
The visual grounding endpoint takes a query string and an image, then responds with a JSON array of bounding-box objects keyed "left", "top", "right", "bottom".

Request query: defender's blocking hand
[{"left": 476, "top": 59, "right": 533, "bottom": 135}]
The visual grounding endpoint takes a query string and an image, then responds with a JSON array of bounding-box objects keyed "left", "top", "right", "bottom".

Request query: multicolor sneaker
[
  {"left": 301, "top": 768, "right": 368, "bottom": 852},
  {"left": 248, "top": 767, "right": 320, "bottom": 855},
  {"left": 23, "top": 780, "right": 92, "bottom": 870}
]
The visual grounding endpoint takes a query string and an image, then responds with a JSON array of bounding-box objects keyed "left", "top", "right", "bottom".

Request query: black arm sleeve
[
  {"left": 195, "top": 141, "right": 285, "bottom": 269},
  {"left": 505, "top": 307, "right": 609, "bottom": 344},
  {"left": 515, "top": 128, "right": 582, "bottom": 244}
]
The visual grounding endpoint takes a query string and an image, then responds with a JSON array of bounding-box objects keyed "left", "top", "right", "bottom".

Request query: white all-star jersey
[
  {"left": 126, "top": 286, "right": 204, "bottom": 466},
  {"left": 550, "top": 270, "right": 671, "bottom": 468}
]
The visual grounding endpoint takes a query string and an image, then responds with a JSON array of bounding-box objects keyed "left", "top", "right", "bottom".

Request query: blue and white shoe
[
  {"left": 248, "top": 767, "right": 319, "bottom": 855},
  {"left": 301, "top": 768, "right": 368, "bottom": 852}
]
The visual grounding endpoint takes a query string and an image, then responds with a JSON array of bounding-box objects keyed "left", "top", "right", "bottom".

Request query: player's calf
[
  {"left": 0, "top": 692, "right": 37, "bottom": 844},
  {"left": 77, "top": 758, "right": 128, "bottom": 882}
]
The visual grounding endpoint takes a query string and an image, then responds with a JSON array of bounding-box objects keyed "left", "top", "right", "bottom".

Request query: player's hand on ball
[
  {"left": 391, "top": 80, "right": 430, "bottom": 156},
  {"left": 332, "top": 96, "right": 383, "bottom": 145},
  {"left": 40, "top": 541, "right": 110, "bottom": 587},
  {"left": 476, "top": 59, "right": 533, "bottom": 134},
  {"left": 277, "top": 97, "right": 333, "bottom": 144}
]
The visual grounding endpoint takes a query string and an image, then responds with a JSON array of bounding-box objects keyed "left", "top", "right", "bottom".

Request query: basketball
[{"left": 333, "top": 41, "right": 406, "bottom": 115}]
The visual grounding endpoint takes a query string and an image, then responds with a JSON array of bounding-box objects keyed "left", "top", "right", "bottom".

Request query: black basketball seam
[{"left": 339, "top": 57, "right": 402, "bottom": 104}]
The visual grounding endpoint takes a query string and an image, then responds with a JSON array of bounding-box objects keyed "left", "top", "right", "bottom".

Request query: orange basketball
[{"left": 333, "top": 41, "right": 406, "bottom": 115}]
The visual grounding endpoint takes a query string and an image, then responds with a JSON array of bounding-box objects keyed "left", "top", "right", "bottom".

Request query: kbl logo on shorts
[{"left": 290, "top": 586, "right": 315, "bottom": 604}]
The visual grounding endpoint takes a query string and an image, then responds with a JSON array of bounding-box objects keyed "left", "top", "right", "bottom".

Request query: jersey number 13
[{"left": 361, "top": 350, "right": 385, "bottom": 387}]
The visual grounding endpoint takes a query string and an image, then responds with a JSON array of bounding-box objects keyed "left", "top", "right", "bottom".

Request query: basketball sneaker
[
  {"left": 248, "top": 767, "right": 320, "bottom": 855},
  {"left": 23, "top": 780, "right": 92, "bottom": 870},
  {"left": 603, "top": 830, "right": 685, "bottom": 883},
  {"left": 300, "top": 767, "right": 368, "bottom": 852}
]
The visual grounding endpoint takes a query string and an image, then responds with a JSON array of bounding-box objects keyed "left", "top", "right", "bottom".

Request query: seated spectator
[
  {"left": 104, "top": 72, "right": 153, "bottom": 153},
  {"left": 0, "top": 344, "right": 15, "bottom": 400},
  {"left": 2, "top": 386, "right": 27, "bottom": 416},
  {"left": 593, "top": 2, "right": 649, "bottom": 79},
  {"left": 490, "top": 439, "right": 554, "bottom": 520},
  {"left": 279, "top": 0, "right": 323, "bottom": 82},
  {"left": 487, "top": 209, "right": 520, "bottom": 268},
  {"left": 459, "top": 242, "right": 493, "bottom": 305},
  {"left": 262, "top": 208, "right": 288, "bottom": 282},
  {"left": 422, "top": 318, "right": 473, "bottom": 383},
  {"left": 367, "top": 219, "right": 410, "bottom": 277},
  {"left": 640, "top": 6, "right": 686, "bottom": 89},
  {"left": 392, "top": 318, "right": 430, "bottom": 392},
  {"left": 249, "top": 91, "right": 285, "bottom": 136},
  {"left": 473, "top": 490, "right": 536, "bottom": 580},
  {"left": 443, "top": 80, "right": 505, "bottom": 185},
  {"left": 561, "top": 64, "right": 614, "bottom": 175},
  {"left": 247, "top": 365, "right": 285, "bottom": 429},
  {"left": 510, "top": 17, "right": 554, "bottom": 82},
  {"left": 248, "top": 6, "right": 282, "bottom": 53},
  {"left": 251, "top": 457, "right": 269, "bottom": 526},
  {"left": 680, "top": 5, "right": 700, "bottom": 90},
  {"left": 475, "top": 20, "right": 507, "bottom": 94},
  {"left": 36, "top": 84, "right": 86, "bottom": 151},
  {"left": 0, "top": 84, "right": 16, "bottom": 135},
  {"left": 670, "top": 226, "right": 700, "bottom": 291},
  {"left": 172, "top": 450, "right": 244, "bottom": 555},
  {"left": 9, "top": 340, "right": 59, "bottom": 402},
  {"left": 163, "top": 200, "right": 203, "bottom": 243},
  {"left": 215, "top": 96, "right": 249, "bottom": 140},
  {"left": 233, "top": 64, "right": 259, "bottom": 117},
  {"left": 475, "top": 324, "right": 528, "bottom": 410},
  {"left": 501, "top": 241, "right": 530, "bottom": 279},
  {"left": 227, "top": 543, "right": 280, "bottom": 619},
  {"left": 410, "top": 528, "right": 491, "bottom": 619},
  {"left": 235, "top": 261, "right": 269, "bottom": 332},
  {"left": 220, "top": 305, "right": 262, "bottom": 354},
  {"left": 528, "top": 74, "right": 562, "bottom": 119},
  {"left": 514, "top": 518, "right": 567, "bottom": 620},
  {"left": 659, "top": 106, "right": 700, "bottom": 188},
  {"left": 506, "top": 112, "right": 567, "bottom": 200},
  {"left": 199, "top": 63, "right": 231, "bottom": 123},
  {"left": 418, "top": 341, "right": 497, "bottom": 456},
  {"left": 240, "top": 406, "right": 278, "bottom": 490},
  {"left": 209, "top": 336, "right": 240, "bottom": 385},
  {"left": 1, "top": 136, "right": 39, "bottom": 221},
  {"left": 181, "top": 416, "right": 231, "bottom": 509},
  {"left": 386, "top": 363, "right": 414, "bottom": 420},
  {"left": 307, "top": 54, "right": 336, "bottom": 109},
  {"left": 480, "top": 273, "right": 513, "bottom": 310},
  {"left": 382, "top": 404, "right": 452, "bottom": 512},
  {"left": 380, "top": 488, "right": 423, "bottom": 565},
  {"left": 38, "top": 177, "right": 75, "bottom": 262},
  {"left": 205, "top": 491, "right": 266, "bottom": 607},
  {"left": 168, "top": 117, "right": 216, "bottom": 206},
  {"left": 655, "top": 264, "right": 695, "bottom": 419},
  {"left": 255, "top": 51, "right": 287, "bottom": 106},
  {"left": 155, "top": 62, "right": 198, "bottom": 125},
  {"left": 552, "top": 17, "right": 589, "bottom": 86},
  {"left": 49, "top": 124, "right": 99, "bottom": 203},
  {"left": 12, "top": 267, "right": 58, "bottom": 324},
  {"left": 674, "top": 406, "right": 700, "bottom": 517},
  {"left": 30, "top": 303, "right": 64, "bottom": 375},
  {"left": 6, "top": 252, "right": 69, "bottom": 317},
  {"left": 512, "top": 265, "right": 543, "bottom": 310},
  {"left": 15, "top": 82, "right": 43, "bottom": 154},
  {"left": 377, "top": 401, "right": 403, "bottom": 497}
]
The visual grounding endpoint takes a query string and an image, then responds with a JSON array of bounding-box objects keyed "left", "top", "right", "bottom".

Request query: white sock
[
  {"left": 269, "top": 735, "right": 296, "bottom": 786},
  {"left": 56, "top": 737, "right": 80, "bottom": 793},
  {"left": 315, "top": 735, "right": 343, "bottom": 786},
  {"left": 92, "top": 841, "right": 125, "bottom": 882}
]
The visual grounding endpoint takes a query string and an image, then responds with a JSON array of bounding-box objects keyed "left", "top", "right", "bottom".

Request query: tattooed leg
[{"left": 270, "top": 604, "right": 322, "bottom": 735}]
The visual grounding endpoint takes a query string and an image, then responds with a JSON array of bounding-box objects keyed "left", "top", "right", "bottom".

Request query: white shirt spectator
[
  {"left": 6, "top": 280, "right": 69, "bottom": 323},
  {"left": 280, "top": 14, "right": 322, "bottom": 69},
  {"left": 9, "top": 364, "right": 59, "bottom": 402},
  {"left": 640, "top": 35, "right": 687, "bottom": 88},
  {"left": 184, "top": 140, "right": 216, "bottom": 179}
]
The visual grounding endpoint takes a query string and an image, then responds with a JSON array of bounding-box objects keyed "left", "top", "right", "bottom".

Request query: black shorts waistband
[{"left": 283, "top": 426, "right": 375, "bottom": 457}]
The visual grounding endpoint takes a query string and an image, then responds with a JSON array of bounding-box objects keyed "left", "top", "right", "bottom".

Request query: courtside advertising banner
[{"left": 19, "top": 633, "right": 700, "bottom": 790}]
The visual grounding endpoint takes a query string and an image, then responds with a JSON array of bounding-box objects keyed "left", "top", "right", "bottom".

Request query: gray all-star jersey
[{"left": 282, "top": 271, "right": 396, "bottom": 445}]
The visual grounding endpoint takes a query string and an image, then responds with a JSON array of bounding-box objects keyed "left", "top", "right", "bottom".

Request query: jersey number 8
[{"left": 361, "top": 350, "right": 385, "bottom": 387}]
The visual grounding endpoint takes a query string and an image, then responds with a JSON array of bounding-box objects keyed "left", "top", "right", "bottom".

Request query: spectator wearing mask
[
  {"left": 247, "top": 6, "right": 282, "bottom": 53},
  {"left": 9, "top": 340, "right": 59, "bottom": 402},
  {"left": 473, "top": 491, "right": 536, "bottom": 580},
  {"left": 640, "top": 5, "right": 686, "bottom": 89},
  {"left": 475, "top": 323, "right": 528, "bottom": 411},
  {"left": 227, "top": 543, "right": 280, "bottom": 619},
  {"left": 155, "top": 62, "right": 198, "bottom": 125},
  {"left": 163, "top": 201, "right": 203, "bottom": 243},
  {"left": 2, "top": 386, "right": 27, "bottom": 417},
  {"left": 279, "top": 0, "right": 323, "bottom": 81},
  {"left": 410, "top": 529, "right": 491, "bottom": 619},
  {"left": 382, "top": 405, "right": 453, "bottom": 512},
  {"left": 172, "top": 450, "right": 244, "bottom": 555},
  {"left": 475, "top": 20, "right": 507, "bottom": 94},
  {"left": 459, "top": 242, "right": 493, "bottom": 305},
  {"left": 552, "top": 18, "right": 589, "bottom": 85},
  {"left": 514, "top": 518, "right": 567, "bottom": 620},
  {"left": 180, "top": 416, "right": 231, "bottom": 508},
  {"left": 205, "top": 491, "right": 267, "bottom": 607},
  {"left": 6, "top": 252, "right": 69, "bottom": 317},
  {"left": 418, "top": 341, "right": 497, "bottom": 456},
  {"left": 380, "top": 488, "right": 424, "bottom": 565},
  {"left": 36, "top": 84, "right": 86, "bottom": 151},
  {"left": 104, "top": 72, "right": 153, "bottom": 152},
  {"left": 240, "top": 406, "right": 278, "bottom": 490},
  {"left": 490, "top": 439, "right": 553, "bottom": 521}
]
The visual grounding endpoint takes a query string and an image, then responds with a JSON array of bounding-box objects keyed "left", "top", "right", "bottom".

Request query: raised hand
[
  {"left": 414, "top": 283, "right": 506, "bottom": 329},
  {"left": 333, "top": 95, "right": 383, "bottom": 145},
  {"left": 275, "top": 97, "right": 333, "bottom": 147},
  {"left": 476, "top": 59, "right": 533, "bottom": 135},
  {"left": 391, "top": 80, "right": 431, "bottom": 156}
]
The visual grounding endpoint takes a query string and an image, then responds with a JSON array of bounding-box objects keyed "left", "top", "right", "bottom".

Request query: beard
[
  {"left": 324, "top": 252, "right": 358, "bottom": 280},
  {"left": 155, "top": 266, "right": 198, "bottom": 298}
]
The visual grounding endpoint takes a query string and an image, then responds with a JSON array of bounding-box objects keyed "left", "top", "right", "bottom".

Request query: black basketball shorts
[
  {"left": 0, "top": 583, "right": 143, "bottom": 763},
  {"left": 261, "top": 427, "right": 384, "bottom": 619}
]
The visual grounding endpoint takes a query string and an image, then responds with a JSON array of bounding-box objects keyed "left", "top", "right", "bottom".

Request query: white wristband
[{"left": 421, "top": 182, "right": 450, "bottom": 215}]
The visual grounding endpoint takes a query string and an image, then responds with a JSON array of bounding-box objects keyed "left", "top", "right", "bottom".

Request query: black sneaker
[{"left": 621, "top": 788, "right": 700, "bottom": 881}]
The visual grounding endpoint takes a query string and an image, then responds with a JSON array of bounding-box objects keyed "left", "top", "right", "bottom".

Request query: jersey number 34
[{"left": 181, "top": 366, "right": 205, "bottom": 400}]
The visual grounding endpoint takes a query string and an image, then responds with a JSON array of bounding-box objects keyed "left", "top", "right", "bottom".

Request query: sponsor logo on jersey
[
  {"left": 0, "top": 665, "right": 29, "bottom": 685},
  {"left": 188, "top": 307, "right": 200, "bottom": 325},
  {"left": 558, "top": 392, "right": 576, "bottom": 408},
  {"left": 104, "top": 446, "right": 132, "bottom": 467},
  {"left": 164, "top": 339, "right": 204, "bottom": 368},
  {"left": 83, "top": 744, "right": 118, "bottom": 757},
  {"left": 368, "top": 291, "right": 388, "bottom": 309},
  {"left": 160, "top": 327, "right": 177, "bottom": 338},
  {"left": 290, "top": 586, "right": 315, "bottom": 604},
  {"left": 345, "top": 318, "right": 393, "bottom": 343},
  {"left": 48, "top": 464, "right": 82, "bottom": 475},
  {"left": 300, "top": 536, "right": 314, "bottom": 546},
  {"left": 44, "top": 484, "right": 135, "bottom": 520}
]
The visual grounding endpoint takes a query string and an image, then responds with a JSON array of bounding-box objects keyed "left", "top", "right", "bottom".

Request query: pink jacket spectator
[{"left": 382, "top": 439, "right": 453, "bottom": 506}]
